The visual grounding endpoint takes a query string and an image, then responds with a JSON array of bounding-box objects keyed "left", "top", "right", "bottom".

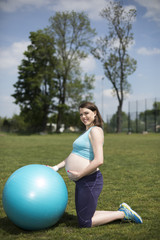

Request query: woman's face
[{"left": 79, "top": 107, "right": 96, "bottom": 128}]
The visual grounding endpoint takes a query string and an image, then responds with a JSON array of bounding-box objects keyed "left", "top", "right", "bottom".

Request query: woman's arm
[
  {"left": 47, "top": 160, "right": 66, "bottom": 171},
  {"left": 68, "top": 127, "right": 104, "bottom": 180}
]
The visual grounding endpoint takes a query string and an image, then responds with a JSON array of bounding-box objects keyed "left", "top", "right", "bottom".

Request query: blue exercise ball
[{"left": 2, "top": 164, "right": 68, "bottom": 230}]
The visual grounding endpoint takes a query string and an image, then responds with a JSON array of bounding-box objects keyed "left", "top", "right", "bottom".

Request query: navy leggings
[{"left": 75, "top": 171, "right": 103, "bottom": 228}]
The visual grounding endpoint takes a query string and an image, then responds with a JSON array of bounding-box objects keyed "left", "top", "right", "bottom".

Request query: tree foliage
[
  {"left": 47, "top": 11, "right": 96, "bottom": 131},
  {"left": 12, "top": 30, "right": 57, "bottom": 132},
  {"left": 12, "top": 11, "right": 96, "bottom": 132},
  {"left": 92, "top": 1, "right": 137, "bottom": 132}
]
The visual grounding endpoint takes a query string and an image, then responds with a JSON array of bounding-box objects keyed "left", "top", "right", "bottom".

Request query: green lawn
[{"left": 0, "top": 133, "right": 160, "bottom": 240}]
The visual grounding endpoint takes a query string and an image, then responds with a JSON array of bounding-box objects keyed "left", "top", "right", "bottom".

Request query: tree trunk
[
  {"left": 56, "top": 74, "right": 67, "bottom": 133},
  {"left": 56, "top": 105, "right": 63, "bottom": 133},
  {"left": 116, "top": 104, "right": 122, "bottom": 133},
  {"left": 41, "top": 107, "right": 48, "bottom": 132}
]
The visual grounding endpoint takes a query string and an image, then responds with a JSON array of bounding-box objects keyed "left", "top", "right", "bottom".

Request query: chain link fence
[{"left": 106, "top": 98, "right": 160, "bottom": 133}]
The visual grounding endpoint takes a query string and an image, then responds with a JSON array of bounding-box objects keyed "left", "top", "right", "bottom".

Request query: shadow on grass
[
  {"left": 0, "top": 212, "right": 128, "bottom": 236},
  {"left": 58, "top": 212, "right": 78, "bottom": 228},
  {"left": 0, "top": 212, "right": 78, "bottom": 235}
]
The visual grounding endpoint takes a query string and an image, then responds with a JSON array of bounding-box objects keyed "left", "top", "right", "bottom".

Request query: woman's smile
[{"left": 79, "top": 107, "right": 96, "bottom": 128}]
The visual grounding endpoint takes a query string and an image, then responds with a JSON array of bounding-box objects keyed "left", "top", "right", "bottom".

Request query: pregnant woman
[{"left": 47, "top": 102, "right": 143, "bottom": 228}]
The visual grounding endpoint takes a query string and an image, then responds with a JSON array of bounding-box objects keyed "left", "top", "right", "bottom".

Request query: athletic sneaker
[{"left": 118, "top": 202, "right": 143, "bottom": 223}]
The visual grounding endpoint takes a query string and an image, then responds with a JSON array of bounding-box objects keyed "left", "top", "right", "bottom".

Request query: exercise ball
[{"left": 2, "top": 164, "right": 68, "bottom": 230}]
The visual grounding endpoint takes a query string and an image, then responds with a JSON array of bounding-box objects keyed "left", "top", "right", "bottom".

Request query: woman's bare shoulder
[{"left": 90, "top": 126, "right": 104, "bottom": 138}]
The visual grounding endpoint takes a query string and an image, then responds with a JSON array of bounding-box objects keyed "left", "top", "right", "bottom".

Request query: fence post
[
  {"left": 145, "top": 99, "right": 148, "bottom": 132},
  {"left": 136, "top": 100, "right": 138, "bottom": 133},
  {"left": 128, "top": 101, "right": 131, "bottom": 133},
  {"left": 106, "top": 115, "right": 109, "bottom": 133},
  {"left": 154, "top": 98, "right": 157, "bottom": 133}
]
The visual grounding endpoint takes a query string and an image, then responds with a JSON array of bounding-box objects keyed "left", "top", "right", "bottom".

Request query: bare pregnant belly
[{"left": 65, "top": 153, "right": 91, "bottom": 173}]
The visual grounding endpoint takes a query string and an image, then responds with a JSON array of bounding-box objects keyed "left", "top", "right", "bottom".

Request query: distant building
[{"left": 46, "top": 123, "right": 65, "bottom": 133}]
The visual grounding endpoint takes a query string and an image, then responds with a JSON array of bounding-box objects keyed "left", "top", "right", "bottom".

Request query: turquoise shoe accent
[{"left": 119, "top": 202, "right": 143, "bottom": 223}]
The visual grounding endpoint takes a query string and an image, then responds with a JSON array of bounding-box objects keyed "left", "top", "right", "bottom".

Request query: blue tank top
[{"left": 72, "top": 127, "right": 94, "bottom": 160}]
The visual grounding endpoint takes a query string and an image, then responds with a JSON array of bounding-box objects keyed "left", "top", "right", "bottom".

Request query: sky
[{"left": 0, "top": 0, "right": 160, "bottom": 120}]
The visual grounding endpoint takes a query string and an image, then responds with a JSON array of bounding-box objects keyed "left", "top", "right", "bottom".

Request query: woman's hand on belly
[
  {"left": 67, "top": 170, "right": 81, "bottom": 181},
  {"left": 65, "top": 153, "right": 91, "bottom": 179}
]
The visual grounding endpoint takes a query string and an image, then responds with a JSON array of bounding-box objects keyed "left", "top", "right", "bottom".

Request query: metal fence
[{"left": 106, "top": 98, "right": 160, "bottom": 133}]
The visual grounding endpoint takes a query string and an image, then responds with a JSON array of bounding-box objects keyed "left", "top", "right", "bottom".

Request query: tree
[
  {"left": 108, "top": 111, "right": 128, "bottom": 132},
  {"left": 47, "top": 11, "right": 96, "bottom": 132},
  {"left": 12, "top": 30, "right": 57, "bottom": 132},
  {"left": 93, "top": 1, "right": 137, "bottom": 132}
]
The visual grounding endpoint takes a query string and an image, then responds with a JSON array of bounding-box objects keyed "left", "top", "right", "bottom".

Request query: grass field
[{"left": 0, "top": 133, "right": 160, "bottom": 240}]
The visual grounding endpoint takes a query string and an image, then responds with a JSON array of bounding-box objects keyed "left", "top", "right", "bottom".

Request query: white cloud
[
  {"left": 124, "top": 5, "right": 137, "bottom": 13},
  {"left": 137, "top": 47, "right": 160, "bottom": 56},
  {"left": 103, "top": 89, "right": 113, "bottom": 98},
  {"left": 108, "top": 38, "right": 135, "bottom": 51},
  {"left": 0, "top": 0, "right": 139, "bottom": 22},
  {"left": 0, "top": 41, "right": 30, "bottom": 70},
  {"left": 2, "top": 0, "right": 159, "bottom": 25},
  {"left": 51, "top": 0, "right": 108, "bottom": 20},
  {"left": 80, "top": 55, "right": 97, "bottom": 72},
  {"left": 0, "top": 0, "right": 109, "bottom": 20},
  {"left": 134, "top": 0, "right": 160, "bottom": 24},
  {"left": 0, "top": 95, "right": 20, "bottom": 117}
]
